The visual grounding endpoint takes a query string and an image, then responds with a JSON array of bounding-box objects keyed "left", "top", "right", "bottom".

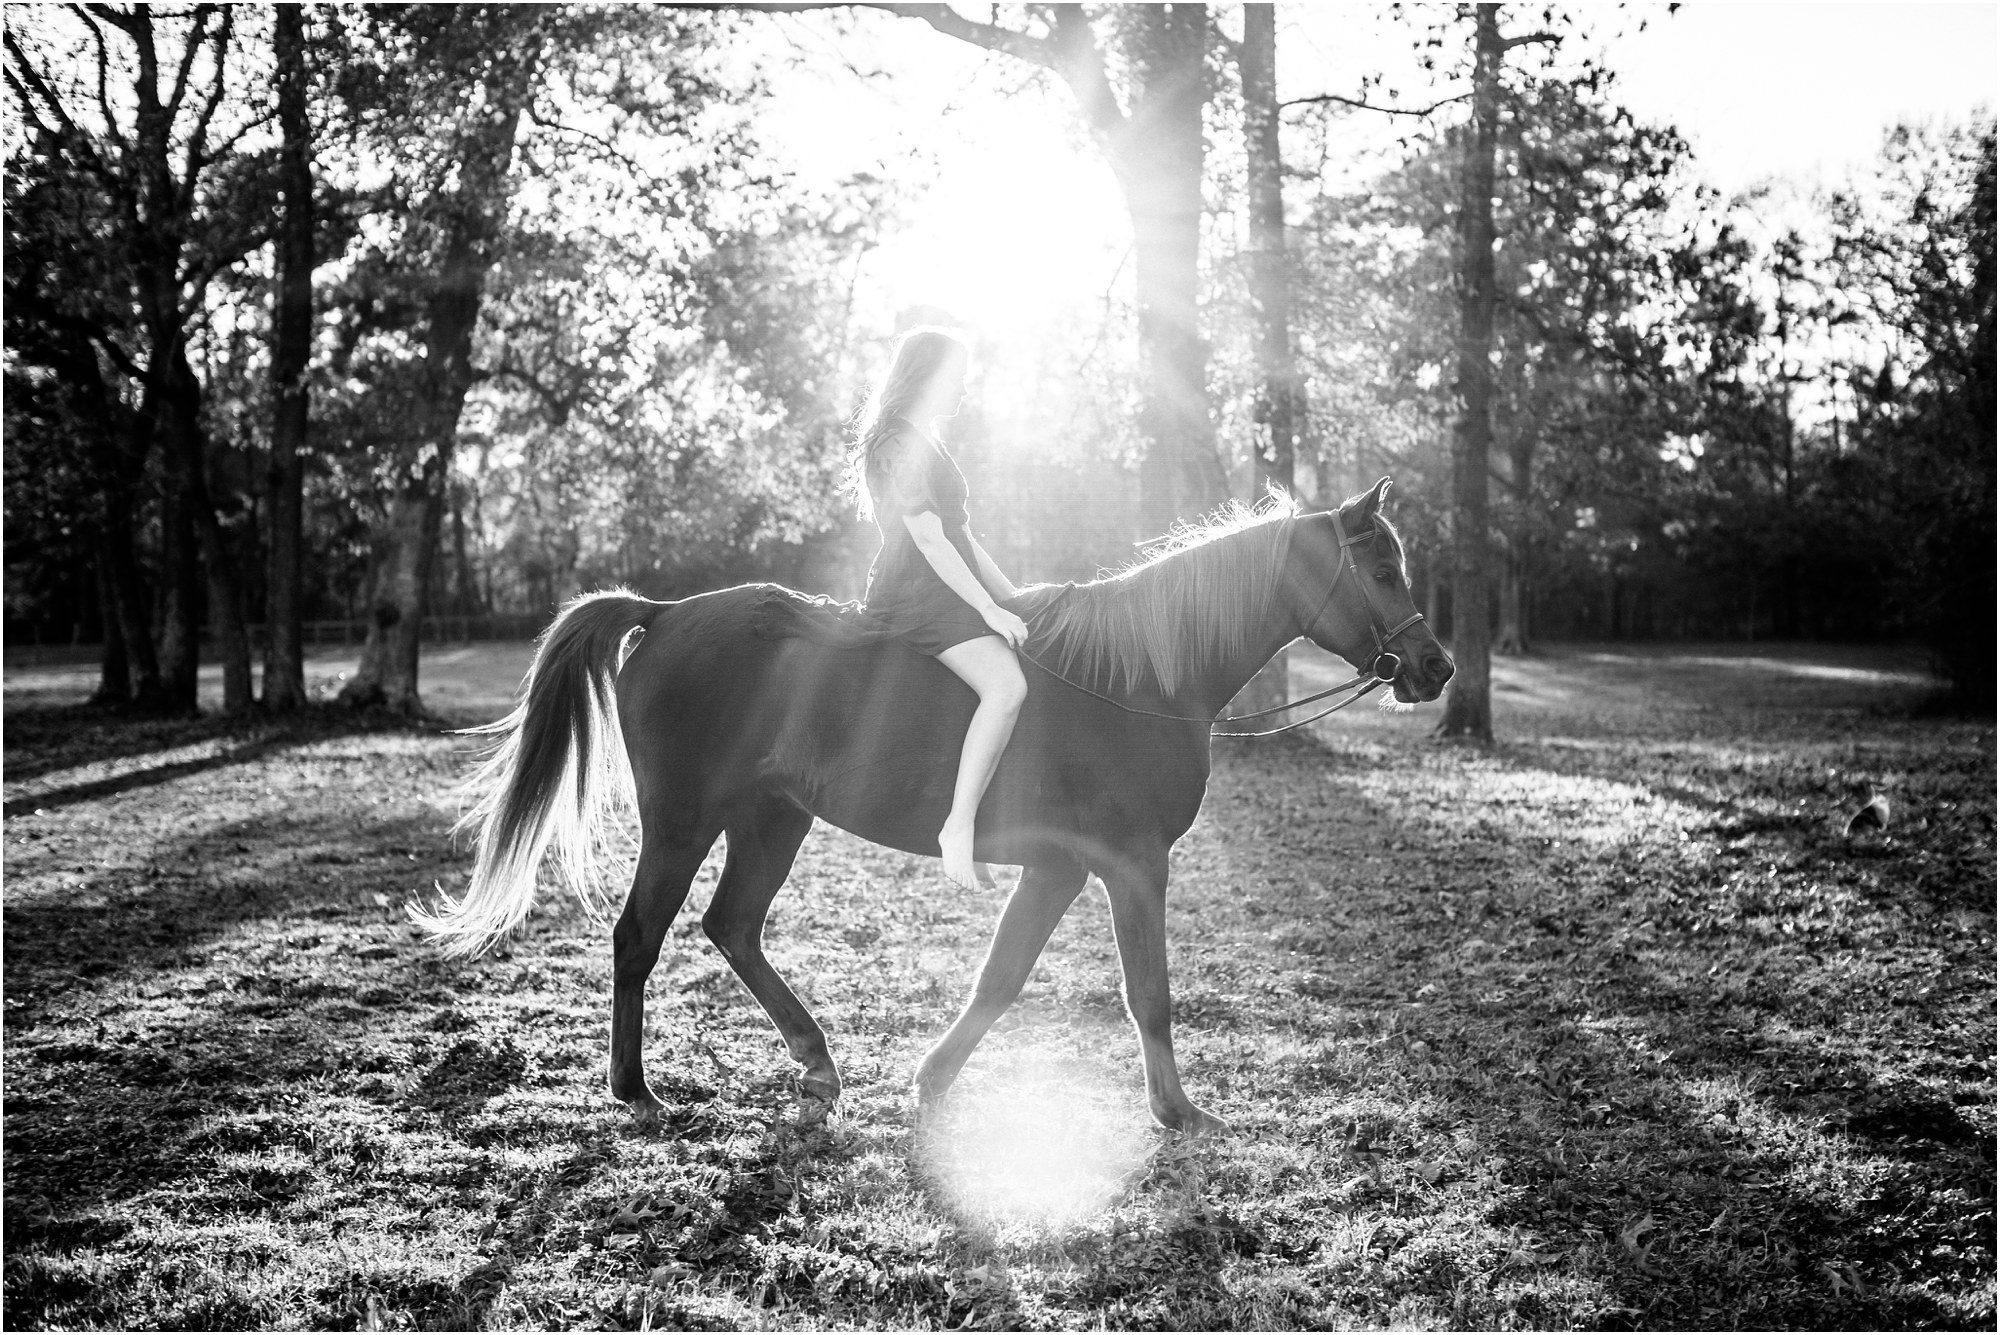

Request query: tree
[
  {"left": 1231, "top": 2, "right": 1297, "bottom": 712},
  {"left": 874, "top": 4, "right": 1229, "bottom": 538},
  {"left": 6, "top": 5, "right": 273, "bottom": 713},
  {"left": 1828, "top": 119, "right": 1996, "bottom": 706},
  {"left": 335, "top": 6, "right": 550, "bottom": 713},
  {"left": 264, "top": 3, "right": 313, "bottom": 711},
  {"left": 1435, "top": 4, "right": 1556, "bottom": 743},
  {"left": 1484, "top": 75, "right": 1693, "bottom": 653}
]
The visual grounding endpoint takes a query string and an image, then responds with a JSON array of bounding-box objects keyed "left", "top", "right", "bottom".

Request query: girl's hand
[{"left": 981, "top": 604, "right": 1029, "bottom": 650}]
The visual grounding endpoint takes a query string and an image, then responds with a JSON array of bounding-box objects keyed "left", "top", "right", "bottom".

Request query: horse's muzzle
[{"left": 1394, "top": 649, "right": 1455, "bottom": 703}]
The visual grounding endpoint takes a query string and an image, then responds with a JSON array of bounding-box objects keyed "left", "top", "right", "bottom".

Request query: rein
[
  {"left": 1016, "top": 511, "right": 1428, "bottom": 739},
  {"left": 1017, "top": 648, "right": 1388, "bottom": 738}
]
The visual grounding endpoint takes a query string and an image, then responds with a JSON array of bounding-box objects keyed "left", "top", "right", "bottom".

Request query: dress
[{"left": 861, "top": 421, "right": 995, "bottom": 657}]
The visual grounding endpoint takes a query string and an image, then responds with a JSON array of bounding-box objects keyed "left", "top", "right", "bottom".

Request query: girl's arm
[
  {"left": 967, "top": 536, "right": 1020, "bottom": 602},
  {"left": 902, "top": 511, "right": 1029, "bottom": 646}
]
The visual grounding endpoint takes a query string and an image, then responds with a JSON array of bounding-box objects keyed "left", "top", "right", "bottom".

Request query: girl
[{"left": 853, "top": 328, "right": 1028, "bottom": 890}]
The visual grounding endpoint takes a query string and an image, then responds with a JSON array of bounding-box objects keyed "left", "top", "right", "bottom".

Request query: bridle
[
  {"left": 1298, "top": 511, "right": 1429, "bottom": 689},
  {"left": 1015, "top": 510, "right": 1432, "bottom": 738}
]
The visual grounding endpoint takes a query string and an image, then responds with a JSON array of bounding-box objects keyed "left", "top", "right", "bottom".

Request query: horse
[{"left": 419, "top": 478, "right": 1454, "bottom": 1134}]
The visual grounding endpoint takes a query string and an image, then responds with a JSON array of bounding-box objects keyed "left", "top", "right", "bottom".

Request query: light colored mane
[
  {"left": 1028, "top": 495, "right": 1303, "bottom": 698},
  {"left": 1027, "top": 493, "right": 1409, "bottom": 699}
]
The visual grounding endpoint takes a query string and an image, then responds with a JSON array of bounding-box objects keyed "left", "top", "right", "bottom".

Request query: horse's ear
[{"left": 1359, "top": 476, "right": 1393, "bottom": 516}]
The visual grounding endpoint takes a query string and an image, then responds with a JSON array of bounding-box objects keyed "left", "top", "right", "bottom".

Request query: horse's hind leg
[
  {"left": 701, "top": 798, "right": 837, "bottom": 1101},
  {"left": 610, "top": 831, "right": 717, "bottom": 1126},
  {"left": 914, "top": 858, "right": 1089, "bottom": 1112}
]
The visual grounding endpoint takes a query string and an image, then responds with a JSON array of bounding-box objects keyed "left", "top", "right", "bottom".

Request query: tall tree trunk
[
  {"left": 1106, "top": 5, "right": 1227, "bottom": 538},
  {"left": 1495, "top": 540, "right": 1528, "bottom": 654},
  {"left": 1437, "top": 4, "right": 1505, "bottom": 742},
  {"left": 97, "top": 470, "right": 162, "bottom": 708},
  {"left": 89, "top": 537, "right": 131, "bottom": 706},
  {"left": 339, "top": 34, "right": 538, "bottom": 713},
  {"left": 159, "top": 343, "right": 253, "bottom": 712},
  {"left": 1232, "top": 1, "right": 1295, "bottom": 715},
  {"left": 157, "top": 477, "right": 201, "bottom": 713},
  {"left": 450, "top": 481, "right": 477, "bottom": 617},
  {"left": 1494, "top": 431, "right": 1533, "bottom": 655},
  {"left": 264, "top": 3, "right": 313, "bottom": 711},
  {"left": 126, "top": 7, "right": 250, "bottom": 712},
  {"left": 899, "top": 4, "right": 1228, "bottom": 538},
  {"left": 71, "top": 330, "right": 165, "bottom": 708}
]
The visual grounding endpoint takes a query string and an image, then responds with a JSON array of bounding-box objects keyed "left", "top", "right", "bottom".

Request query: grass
[{"left": 3, "top": 640, "right": 1992, "bottom": 1330}]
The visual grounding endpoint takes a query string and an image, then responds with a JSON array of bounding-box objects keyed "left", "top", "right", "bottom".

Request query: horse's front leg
[
  {"left": 915, "top": 858, "right": 1089, "bottom": 1112},
  {"left": 1103, "top": 852, "right": 1230, "bottom": 1135}
]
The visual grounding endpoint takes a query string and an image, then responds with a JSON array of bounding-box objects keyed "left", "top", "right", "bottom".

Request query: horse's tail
[{"left": 413, "top": 589, "right": 663, "bottom": 957}]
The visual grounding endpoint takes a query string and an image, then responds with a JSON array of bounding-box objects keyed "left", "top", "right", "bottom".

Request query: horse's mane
[
  {"left": 1026, "top": 493, "right": 1408, "bottom": 699},
  {"left": 1027, "top": 494, "right": 1285, "bottom": 698}
]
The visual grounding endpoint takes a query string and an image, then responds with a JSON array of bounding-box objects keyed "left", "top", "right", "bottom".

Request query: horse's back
[{"left": 612, "top": 582, "right": 1212, "bottom": 865}]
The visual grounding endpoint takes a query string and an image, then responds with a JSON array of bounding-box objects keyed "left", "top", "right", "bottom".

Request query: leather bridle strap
[{"left": 1299, "top": 513, "right": 1429, "bottom": 685}]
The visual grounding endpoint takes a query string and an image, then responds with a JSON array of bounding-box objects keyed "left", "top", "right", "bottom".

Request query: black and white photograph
[{"left": 3, "top": 3, "right": 1993, "bottom": 1329}]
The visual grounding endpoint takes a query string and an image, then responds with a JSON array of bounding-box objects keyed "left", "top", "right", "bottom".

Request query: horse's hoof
[
  {"left": 625, "top": 1094, "right": 666, "bottom": 1131},
  {"left": 799, "top": 1069, "right": 842, "bottom": 1104},
  {"left": 1159, "top": 1104, "right": 1231, "bottom": 1137}
]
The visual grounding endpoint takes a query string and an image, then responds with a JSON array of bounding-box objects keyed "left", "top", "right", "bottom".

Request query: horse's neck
[
  {"left": 1182, "top": 599, "right": 1302, "bottom": 717},
  {"left": 1146, "top": 526, "right": 1302, "bottom": 717}
]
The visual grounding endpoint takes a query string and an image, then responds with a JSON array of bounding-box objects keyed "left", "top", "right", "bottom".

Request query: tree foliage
[{"left": 4, "top": 4, "right": 1992, "bottom": 719}]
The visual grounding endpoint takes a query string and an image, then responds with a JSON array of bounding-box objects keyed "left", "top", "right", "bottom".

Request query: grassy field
[{"left": 3, "top": 641, "right": 1992, "bottom": 1330}]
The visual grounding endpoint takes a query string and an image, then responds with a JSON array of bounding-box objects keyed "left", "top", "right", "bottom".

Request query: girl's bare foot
[{"left": 939, "top": 820, "right": 979, "bottom": 890}]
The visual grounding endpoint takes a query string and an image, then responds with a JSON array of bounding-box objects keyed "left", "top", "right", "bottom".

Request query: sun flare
[{"left": 914, "top": 1061, "right": 1155, "bottom": 1235}]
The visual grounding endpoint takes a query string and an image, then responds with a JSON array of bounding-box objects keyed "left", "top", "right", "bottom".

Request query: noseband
[{"left": 1299, "top": 513, "right": 1428, "bottom": 684}]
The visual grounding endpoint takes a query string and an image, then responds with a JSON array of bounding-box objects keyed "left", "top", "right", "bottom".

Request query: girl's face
[{"left": 927, "top": 359, "right": 969, "bottom": 420}]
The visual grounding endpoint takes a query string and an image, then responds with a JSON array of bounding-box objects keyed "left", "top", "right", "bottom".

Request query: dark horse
[{"left": 420, "top": 479, "right": 1453, "bottom": 1133}]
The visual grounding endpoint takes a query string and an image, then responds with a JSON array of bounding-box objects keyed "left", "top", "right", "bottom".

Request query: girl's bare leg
[{"left": 933, "top": 635, "right": 1026, "bottom": 890}]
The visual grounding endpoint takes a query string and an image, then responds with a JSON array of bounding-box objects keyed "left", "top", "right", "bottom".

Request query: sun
[
  {"left": 752, "top": 12, "right": 1132, "bottom": 345},
  {"left": 866, "top": 101, "right": 1131, "bottom": 344}
]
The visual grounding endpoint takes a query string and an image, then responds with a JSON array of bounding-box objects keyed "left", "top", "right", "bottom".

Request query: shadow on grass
[
  {"left": 3, "top": 804, "right": 466, "bottom": 1016},
  {"left": 1196, "top": 726, "right": 1993, "bottom": 1329},
  {"left": 1, "top": 704, "right": 458, "bottom": 815},
  {"left": 2, "top": 785, "right": 618, "bottom": 1329}
]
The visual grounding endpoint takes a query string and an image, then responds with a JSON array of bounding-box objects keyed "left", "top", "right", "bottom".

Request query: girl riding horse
[{"left": 851, "top": 327, "right": 1028, "bottom": 890}]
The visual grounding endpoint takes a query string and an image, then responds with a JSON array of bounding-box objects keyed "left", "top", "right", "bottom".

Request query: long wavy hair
[{"left": 847, "top": 326, "right": 970, "bottom": 521}]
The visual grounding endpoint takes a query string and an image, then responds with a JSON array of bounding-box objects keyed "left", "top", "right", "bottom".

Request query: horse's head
[{"left": 1287, "top": 477, "right": 1454, "bottom": 705}]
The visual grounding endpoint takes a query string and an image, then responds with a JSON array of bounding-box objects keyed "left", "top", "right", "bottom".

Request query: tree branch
[
  {"left": 727, "top": 3, "right": 1128, "bottom": 141},
  {"left": 161, "top": 3, "right": 217, "bottom": 124},
  {"left": 1501, "top": 31, "right": 1562, "bottom": 53},
  {"left": 81, "top": 3, "right": 142, "bottom": 40},
  {"left": 1281, "top": 89, "right": 1472, "bottom": 118},
  {"left": 1044, "top": 4, "right": 1124, "bottom": 141},
  {"left": 177, "top": 8, "right": 236, "bottom": 216},
  {"left": 74, "top": 6, "right": 129, "bottom": 161},
  {"left": 858, "top": 2, "right": 1058, "bottom": 68},
  {"left": 6, "top": 31, "right": 101, "bottom": 166}
]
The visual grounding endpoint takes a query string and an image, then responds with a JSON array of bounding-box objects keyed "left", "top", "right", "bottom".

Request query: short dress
[{"left": 861, "top": 422, "right": 996, "bottom": 657}]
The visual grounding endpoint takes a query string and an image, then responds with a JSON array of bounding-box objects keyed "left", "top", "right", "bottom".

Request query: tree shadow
[
  {"left": 1193, "top": 728, "right": 1992, "bottom": 1329},
  {"left": 1, "top": 791, "right": 640, "bottom": 1329},
  {"left": 1, "top": 704, "right": 454, "bottom": 815},
  {"left": 3, "top": 805, "right": 468, "bottom": 1017}
]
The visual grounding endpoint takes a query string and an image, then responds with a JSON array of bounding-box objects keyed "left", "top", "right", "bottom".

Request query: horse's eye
[{"left": 1374, "top": 568, "right": 1395, "bottom": 584}]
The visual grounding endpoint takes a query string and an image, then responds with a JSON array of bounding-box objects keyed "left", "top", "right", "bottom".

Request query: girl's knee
[
  {"left": 995, "top": 664, "right": 1027, "bottom": 713},
  {"left": 975, "top": 662, "right": 1026, "bottom": 713}
]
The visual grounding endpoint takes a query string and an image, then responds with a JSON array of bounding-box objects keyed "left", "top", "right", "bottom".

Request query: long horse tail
[{"left": 413, "top": 588, "right": 663, "bottom": 957}]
